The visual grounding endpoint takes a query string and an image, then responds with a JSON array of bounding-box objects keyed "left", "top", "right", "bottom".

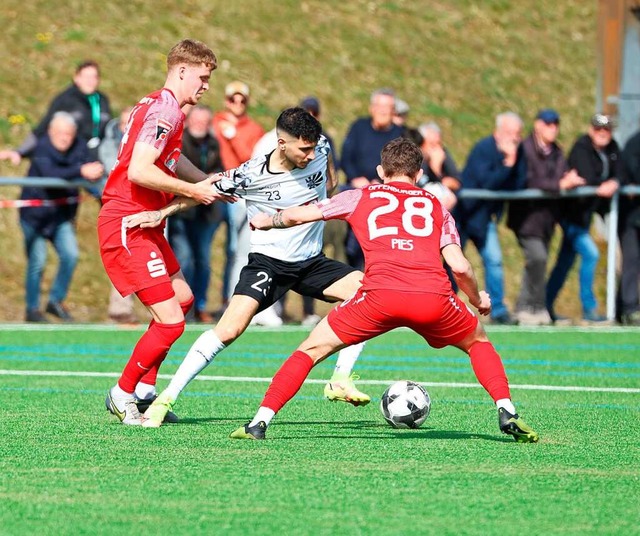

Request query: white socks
[
  {"left": 249, "top": 407, "right": 276, "bottom": 427},
  {"left": 164, "top": 330, "right": 226, "bottom": 400},
  {"left": 496, "top": 398, "right": 517, "bottom": 415},
  {"left": 135, "top": 382, "right": 156, "bottom": 401},
  {"left": 332, "top": 342, "right": 366, "bottom": 377}
]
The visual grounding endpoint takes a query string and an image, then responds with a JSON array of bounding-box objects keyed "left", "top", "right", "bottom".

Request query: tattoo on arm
[{"left": 272, "top": 211, "right": 286, "bottom": 228}]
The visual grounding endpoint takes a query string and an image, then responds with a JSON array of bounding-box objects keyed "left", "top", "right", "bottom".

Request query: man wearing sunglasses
[{"left": 546, "top": 114, "right": 620, "bottom": 323}]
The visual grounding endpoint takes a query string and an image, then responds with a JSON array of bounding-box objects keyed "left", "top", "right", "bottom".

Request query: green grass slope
[{"left": 0, "top": 1, "right": 599, "bottom": 321}]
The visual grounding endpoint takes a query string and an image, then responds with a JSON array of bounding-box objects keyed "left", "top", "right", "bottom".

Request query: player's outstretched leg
[
  {"left": 498, "top": 408, "right": 539, "bottom": 443},
  {"left": 324, "top": 342, "right": 370, "bottom": 406}
]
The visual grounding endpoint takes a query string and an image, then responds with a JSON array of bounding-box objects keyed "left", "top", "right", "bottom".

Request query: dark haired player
[
  {"left": 230, "top": 137, "right": 539, "bottom": 443},
  {"left": 126, "top": 107, "right": 369, "bottom": 427}
]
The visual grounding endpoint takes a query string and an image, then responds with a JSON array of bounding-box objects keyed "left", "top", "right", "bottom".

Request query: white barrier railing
[{"left": 2, "top": 177, "right": 640, "bottom": 321}]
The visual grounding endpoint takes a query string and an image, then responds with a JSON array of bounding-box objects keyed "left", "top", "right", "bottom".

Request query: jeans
[
  {"left": 460, "top": 221, "right": 508, "bottom": 319},
  {"left": 21, "top": 220, "right": 79, "bottom": 311},
  {"left": 546, "top": 220, "right": 599, "bottom": 315},
  {"left": 169, "top": 204, "right": 238, "bottom": 313}
]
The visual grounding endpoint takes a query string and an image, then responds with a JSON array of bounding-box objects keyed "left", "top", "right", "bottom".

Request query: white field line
[{"left": 1, "top": 369, "right": 638, "bottom": 394}]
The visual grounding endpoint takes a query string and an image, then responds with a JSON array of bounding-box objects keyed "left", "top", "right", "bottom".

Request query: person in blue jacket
[{"left": 455, "top": 112, "right": 526, "bottom": 325}]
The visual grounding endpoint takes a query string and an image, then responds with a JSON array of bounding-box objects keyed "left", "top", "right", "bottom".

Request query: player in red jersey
[
  {"left": 231, "top": 137, "right": 539, "bottom": 443},
  {"left": 99, "top": 39, "right": 231, "bottom": 425}
]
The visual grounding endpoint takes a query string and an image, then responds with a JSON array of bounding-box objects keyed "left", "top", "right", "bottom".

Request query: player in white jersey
[{"left": 123, "top": 107, "right": 371, "bottom": 426}]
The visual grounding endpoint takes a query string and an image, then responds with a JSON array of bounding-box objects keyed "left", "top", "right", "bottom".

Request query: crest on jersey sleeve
[
  {"left": 164, "top": 148, "right": 181, "bottom": 172},
  {"left": 156, "top": 118, "right": 173, "bottom": 141}
]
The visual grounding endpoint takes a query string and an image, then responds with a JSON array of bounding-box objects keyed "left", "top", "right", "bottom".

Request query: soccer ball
[{"left": 380, "top": 380, "right": 431, "bottom": 429}]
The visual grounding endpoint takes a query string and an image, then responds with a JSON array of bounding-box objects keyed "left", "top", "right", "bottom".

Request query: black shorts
[{"left": 234, "top": 252, "right": 357, "bottom": 312}]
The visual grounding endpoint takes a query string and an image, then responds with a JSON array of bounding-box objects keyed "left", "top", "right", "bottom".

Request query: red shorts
[
  {"left": 97, "top": 211, "right": 180, "bottom": 298},
  {"left": 328, "top": 288, "right": 478, "bottom": 349}
]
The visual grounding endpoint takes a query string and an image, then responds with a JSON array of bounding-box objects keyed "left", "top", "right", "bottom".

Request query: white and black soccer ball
[{"left": 380, "top": 380, "right": 431, "bottom": 429}]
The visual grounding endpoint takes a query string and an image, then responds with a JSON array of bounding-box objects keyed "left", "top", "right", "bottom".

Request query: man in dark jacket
[
  {"left": 507, "top": 109, "right": 585, "bottom": 325},
  {"left": 16, "top": 112, "right": 104, "bottom": 321},
  {"left": 0, "top": 60, "right": 111, "bottom": 164},
  {"left": 546, "top": 113, "right": 619, "bottom": 322},
  {"left": 168, "top": 104, "right": 224, "bottom": 322},
  {"left": 456, "top": 112, "right": 526, "bottom": 324}
]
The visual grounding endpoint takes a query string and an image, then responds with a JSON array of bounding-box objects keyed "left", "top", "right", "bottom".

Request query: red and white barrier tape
[{"left": 0, "top": 196, "right": 80, "bottom": 209}]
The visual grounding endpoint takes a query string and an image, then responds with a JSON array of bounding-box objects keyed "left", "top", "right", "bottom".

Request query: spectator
[
  {"left": 0, "top": 60, "right": 111, "bottom": 165},
  {"left": 212, "top": 81, "right": 265, "bottom": 314},
  {"left": 341, "top": 88, "right": 405, "bottom": 268},
  {"left": 4, "top": 112, "right": 104, "bottom": 322},
  {"left": 98, "top": 106, "right": 138, "bottom": 324},
  {"left": 507, "top": 109, "right": 585, "bottom": 325},
  {"left": 455, "top": 112, "right": 526, "bottom": 325},
  {"left": 617, "top": 128, "right": 640, "bottom": 325},
  {"left": 392, "top": 98, "right": 410, "bottom": 128},
  {"left": 168, "top": 104, "right": 224, "bottom": 323},
  {"left": 546, "top": 113, "right": 620, "bottom": 323},
  {"left": 416, "top": 121, "right": 461, "bottom": 211}
]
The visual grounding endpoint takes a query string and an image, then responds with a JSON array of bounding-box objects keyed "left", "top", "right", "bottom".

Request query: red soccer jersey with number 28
[
  {"left": 319, "top": 181, "right": 460, "bottom": 294},
  {"left": 101, "top": 88, "right": 185, "bottom": 214}
]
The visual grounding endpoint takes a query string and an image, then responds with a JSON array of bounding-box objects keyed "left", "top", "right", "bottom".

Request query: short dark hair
[
  {"left": 276, "top": 107, "right": 322, "bottom": 143},
  {"left": 76, "top": 60, "right": 100, "bottom": 75},
  {"left": 380, "top": 137, "right": 423, "bottom": 178}
]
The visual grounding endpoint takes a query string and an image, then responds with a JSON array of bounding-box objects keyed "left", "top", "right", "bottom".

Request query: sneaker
[
  {"left": 135, "top": 394, "right": 179, "bottom": 424},
  {"left": 582, "top": 309, "right": 608, "bottom": 323},
  {"left": 498, "top": 408, "right": 539, "bottom": 443},
  {"left": 324, "top": 373, "right": 371, "bottom": 406},
  {"left": 301, "top": 314, "right": 321, "bottom": 326},
  {"left": 491, "top": 313, "right": 519, "bottom": 325},
  {"left": 46, "top": 301, "right": 73, "bottom": 322},
  {"left": 26, "top": 309, "right": 49, "bottom": 323},
  {"left": 515, "top": 309, "right": 551, "bottom": 326},
  {"left": 250, "top": 306, "right": 283, "bottom": 327},
  {"left": 105, "top": 387, "right": 145, "bottom": 425},
  {"left": 229, "top": 421, "right": 267, "bottom": 440},
  {"left": 621, "top": 311, "right": 640, "bottom": 326},
  {"left": 141, "top": 391, "right": 175, "bottom": 428}
]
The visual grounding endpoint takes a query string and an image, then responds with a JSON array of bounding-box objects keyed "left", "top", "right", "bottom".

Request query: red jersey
[
  {"left": 101, "top": 88, "right": 185, "bottom": 214},
  {"left": 319, "top": 181, "right": 460, "bottom": 294}
]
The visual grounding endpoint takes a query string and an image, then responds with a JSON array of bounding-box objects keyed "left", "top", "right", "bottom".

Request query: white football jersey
[{"left": 215, "top": 135, "right": 330, "bottom": 262}]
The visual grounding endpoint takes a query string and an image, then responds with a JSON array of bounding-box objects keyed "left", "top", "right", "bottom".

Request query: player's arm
[
  {"left": 250, "top": 204, "right": 324, "bottom": 230},
  {"left": 128, "top": 142, "right": 219, "bottom": 205},
  {"left": 176, "top": 153, "right": 208, "bottom": 184},
  {"left": 123, "top": 196, "right": 199, "bottom": 229},
  {"left": 441, "top": 244, "right": 491, "bottom": 316}
]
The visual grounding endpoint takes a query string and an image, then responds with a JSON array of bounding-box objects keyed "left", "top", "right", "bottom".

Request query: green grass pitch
[{"left": 1, "top": 325, "right": 639, "bottom": 535}]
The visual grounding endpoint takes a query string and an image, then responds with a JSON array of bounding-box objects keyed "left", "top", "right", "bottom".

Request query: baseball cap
[
  {"left": 225, "top": 81, "right": 250, "bottom": 99},
  {"left": 300, "top": 96, "right": 320, "bottom": 115},
  {"left": 591, "top": 113, "right": 612, "bottom": 129},
  {"left": 394, "top": 98, "right": 410, "bottom": 116},
  {"left": 535, "top": 108, "right": 560, "bottom": 124}
]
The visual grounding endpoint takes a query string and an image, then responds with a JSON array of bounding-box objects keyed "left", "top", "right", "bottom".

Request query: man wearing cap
[
  {"left": 211, "top": 82, "right": 265, "bottom": 314},
  {"left": 213, "top": 81, "right": 265, "bottom": 170},
  {"left": 546, "top": 113, "right": 619, "bottom": 323},
  {"left": 507, "top": 109, "right": 584, "bottom": 325}
]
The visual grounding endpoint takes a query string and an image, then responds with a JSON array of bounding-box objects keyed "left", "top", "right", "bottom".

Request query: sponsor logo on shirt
[
  {"left": 156, "top": 118, "right": 173, "bottom": 141},
  {"left": 305, "top": 171, "right": 324, "bottom": 189}
]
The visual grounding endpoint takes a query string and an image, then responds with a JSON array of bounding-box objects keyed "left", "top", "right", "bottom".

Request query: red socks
[
  {"left": 261, "top": 350, "right": 315, "bottom": 413},
  {"left": 118, "top": 320, "right": 186, "bottom": 393},
  {"left": 139, "top": 297, "right": 194, "bottom": 386},
  {"left": 468, "top": 341, "right": 511, "bottom": 402}
]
